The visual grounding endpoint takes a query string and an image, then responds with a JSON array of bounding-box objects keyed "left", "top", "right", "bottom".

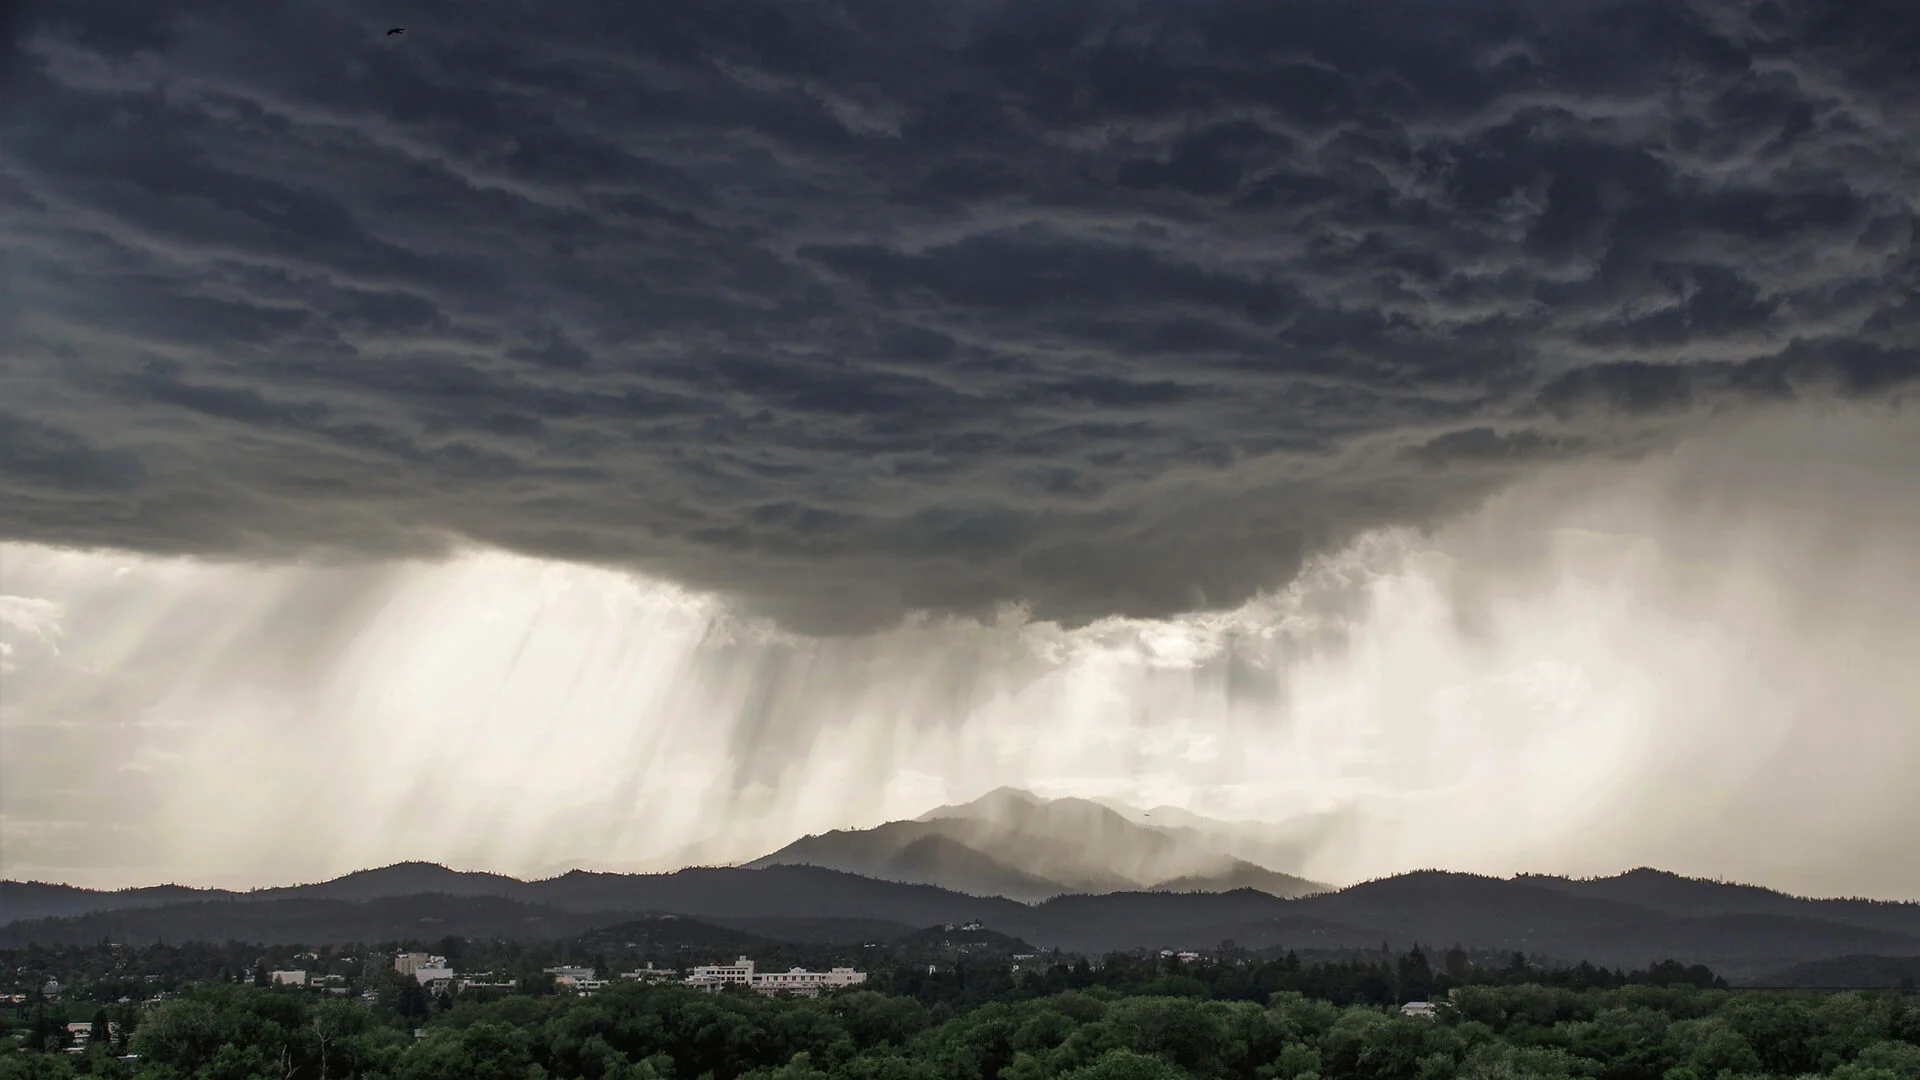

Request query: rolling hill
[
  {"left": 6, "top": 862, "right": 1916, "bottom": 980},
  {"left": 1522, "top": 868, "right": 1920, "bottom": 937}
]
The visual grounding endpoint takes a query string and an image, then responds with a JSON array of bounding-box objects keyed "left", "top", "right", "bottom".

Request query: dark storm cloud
[{"left": 4, "top": 0, "right": 1917, "bottom": 631}]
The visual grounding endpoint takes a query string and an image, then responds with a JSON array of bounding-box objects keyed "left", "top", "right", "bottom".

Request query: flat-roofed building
[{"left": 684, "top": 957, "right": 865, "bottom": 997}]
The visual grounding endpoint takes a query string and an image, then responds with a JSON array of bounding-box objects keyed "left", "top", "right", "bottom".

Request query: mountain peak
[
  {"left": 917, "top": 787, "right": 1046, "bottom": 821},
  {"left": 760, "top": 789, "right": 1324, "bottom": 901}
]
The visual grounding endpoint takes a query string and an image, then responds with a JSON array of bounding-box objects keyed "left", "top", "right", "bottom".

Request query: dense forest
[{"left": 6, "top": 940, "right": 1919, "bottom": 1080}]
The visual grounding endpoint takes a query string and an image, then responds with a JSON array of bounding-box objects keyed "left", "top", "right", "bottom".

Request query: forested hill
[{"left": 5, "top": 866, "right": 1918, "bottom": 981}]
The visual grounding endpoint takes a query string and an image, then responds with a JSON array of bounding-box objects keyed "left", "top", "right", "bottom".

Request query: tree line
[{"left": 5, "top": 949, "right": 1918, "bottom": 1080}]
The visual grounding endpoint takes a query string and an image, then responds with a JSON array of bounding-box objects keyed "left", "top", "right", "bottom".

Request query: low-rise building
[
  {"left": 620, "top": 963, "right": 681, "bottom": 984},
  {"left": 400, "top": 953, "right": 456, "bottom": 987},
  {"left": 685, "top": 957, "right": 866, "bottom": 998},
  {"left": 749, "top": 967, "right": 866, "bottom": 997},
  {"left": 394, "top": 953, "right": 448, "bottom": 977},
  {"left": 687, "top": 957, "right": 757, "bottom": 990},
  {"left": 543, "top": 966, "right": 607, "bottom": 993},
  {"left": 416, "top": 968, "right": 456, "bottom": 992},
  {"left": 1401, "top": 1001, "right": 1439, "bottom": 1020},
  {"left": 455, "top": 976, "right": 519, "bottom": 992},
  {"left": 64, "top": 1021, "right": 120, "bottom": 1054},
  {"left": 270, "top": 970, "right": 308, "bottom": 987}
]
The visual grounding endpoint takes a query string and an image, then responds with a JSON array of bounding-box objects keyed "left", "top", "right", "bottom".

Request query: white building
[
  {"left": 685, "top": 957, "right": 866, "bottom": 998},
  {"left": 620, "top": 963, "right": 681, "bottom": 984},
  {"left": 750, "top": 967, "right": 867, "bottom": 997},
  {"left": 689, "top": 957, "right": 757, "bottom": 986},
  {"left": 397, "top": 952, "right": 455, "bottom": 987},
  {"left": 456, "top": 976, "right": 520, "bottom": 992},
  {"left": 394, "top": 953, "right": 445, "bottom": 976},
  {"left": 269, "top": 970, "right": 308, "bottom": 987},
  {"left": 414, "top": 965, "right": 456, "bottom": 989},
  {"left": 1401, "top": 1001, "right": 1439, "bottom": 1020},
  {"left": 544, "top": 966, "right": 607, "bottom": 993}
]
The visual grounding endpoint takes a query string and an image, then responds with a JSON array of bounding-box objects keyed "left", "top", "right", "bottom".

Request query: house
[
  {"left": 1401, "top": 1002, "right": 1439, "bottom": 1020},
  {"left": 270, "top": 970, "right": 308, "bottom": 987}
]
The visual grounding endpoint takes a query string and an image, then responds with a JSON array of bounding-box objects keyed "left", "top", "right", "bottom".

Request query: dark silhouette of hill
[
  {"left": 1291, "top": 871, "right": 1654, "bottom": 948},
  {"left": 999, "top": 889, "right": 1375, "bottom": 955},
  {"left": 0, "top": 880, "right": 237, "bottom": 923},
  {"left": 0, "top": 864, "right": 1020, "bottom": 930},
  {"left": 250, "top": 861, "right": 527, "bottom": 902},
  {"left": 0, "top": 863, "right": 525, "bottom": 921},
  {"left": 746, "top": 826, "right": 1067, "bottom": 902},
  {"left": 575, "top": 915, "right": 774, "bottom": 954},
  {"left": 0, "top": 894, "right": 618, "bottom": 948},
  {"left": 889, "top": 922, "right": 1038, "bottom": 959},
  {"left": 514, "top": 866, "right": 1030, "bottom": 925},
  {"left": 1151, "top": 861, "right": 1332, "bottom": 898},
  {"left": 705, "top": 916, "right": 919, "bottom": 946},
  {"left": 748, "top": 787, "right": 1324, "bottom": 900},
  {"left": 1522, "top": 868, "right": 1920, "bottom": 937}
]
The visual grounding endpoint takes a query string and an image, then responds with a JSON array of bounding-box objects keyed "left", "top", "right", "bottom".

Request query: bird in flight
[{"left": 387, "top": 27, "right": 405, "bottom": 36}]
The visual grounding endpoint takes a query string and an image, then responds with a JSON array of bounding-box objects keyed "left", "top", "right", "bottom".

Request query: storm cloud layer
[{"left": 4, "top": 0, "right": 1918, "bottom": 631}]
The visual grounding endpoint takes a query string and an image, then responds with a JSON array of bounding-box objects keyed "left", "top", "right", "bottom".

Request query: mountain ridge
[
  {"left": 7, "top": 860, "right": 1912, "bottom": 980},
  {"left": 7, "top": 862, "right": 1917, "bottom": 982}
]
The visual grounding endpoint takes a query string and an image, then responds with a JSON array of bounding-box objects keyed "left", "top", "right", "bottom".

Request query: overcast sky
[{"left": 2, "top": 0, "right": 1916, "bottom": 896}]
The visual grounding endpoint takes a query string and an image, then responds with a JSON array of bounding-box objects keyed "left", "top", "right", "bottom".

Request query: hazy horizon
[{"left": 4, "top": 1, "right": 1917, "bottom": 903}]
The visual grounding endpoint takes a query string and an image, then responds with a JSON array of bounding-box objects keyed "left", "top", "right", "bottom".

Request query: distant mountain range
[
  {"left": 4, "top": 792, "right": 1916, "bottom": 983},
  {"left": 5, "top": 862, "right": 1918, "bottom": 983},
  {"left": 744, "top": 787, "right": 1329, "bottom": 902}
]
